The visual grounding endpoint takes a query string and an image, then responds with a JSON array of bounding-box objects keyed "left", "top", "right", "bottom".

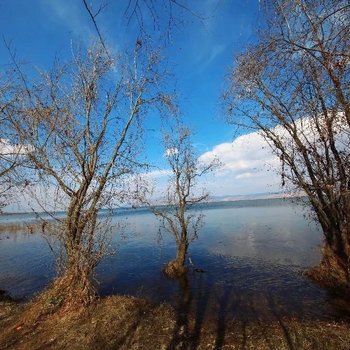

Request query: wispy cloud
[
  {"left": 142, "top": 169, "right": 172, "bottom": 179},
  {"left": 196, "top": 43, "right": 226, "bottom": 72},
  {"left": 39, "top": 0, "right": 94, "bottom": 44}
]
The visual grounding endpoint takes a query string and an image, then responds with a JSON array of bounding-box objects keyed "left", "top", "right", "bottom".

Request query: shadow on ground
[{"left": 1, "top": 275, "right": 350, "bottom": 350}]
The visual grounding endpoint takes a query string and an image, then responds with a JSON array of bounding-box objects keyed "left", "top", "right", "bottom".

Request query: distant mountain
[
  {"left": 147, "top": 191, "right": 305, "bottom": 207},
  {"left": 208, "top": 191, "right": 304, "bottom": 203}
]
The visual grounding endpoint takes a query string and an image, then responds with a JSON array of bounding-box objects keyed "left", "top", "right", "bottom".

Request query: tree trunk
[
  {"left": 44, "top": 206, "right": 97, "bottom": 309},
  {"left": 164, "top": 240, "right": 188, "bottom": 278},
  {"left": 41, "top": 257, "right": 96, "bottom": 312},
  {"left": 305, "top": 231, "right": 350, "bottom": 289},
  {"left": 37, "top": 238, "right": 96, "bottom": 312}
]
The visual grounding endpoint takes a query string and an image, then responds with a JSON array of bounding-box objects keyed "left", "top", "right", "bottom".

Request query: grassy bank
[{"left": 1, "top": 294, "right": 349, "bottom": 350}]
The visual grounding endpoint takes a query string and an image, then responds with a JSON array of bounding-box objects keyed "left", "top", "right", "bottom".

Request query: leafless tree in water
[
  {"left": 151, "top": 123, "right": 218, "bottom": 277},
  {"left": 224, "top": 0, "right": 350, "bottom": 287}
]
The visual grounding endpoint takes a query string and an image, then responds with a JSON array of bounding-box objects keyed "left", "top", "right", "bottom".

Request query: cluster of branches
[
  {"left": 224, "top": 0, "right": 350, "bottom": 285},
  {"left": 0, "top": 69, "right": 29, "bottom": 212},
  {"left": 124, "top": 0, "right": 204, "bottom": 40},
  {"left": 82, "top": 0, "right": 205, "bottom": 50},
  {"left": 0, "top": 42, "right": 173, "bottom": 305}
]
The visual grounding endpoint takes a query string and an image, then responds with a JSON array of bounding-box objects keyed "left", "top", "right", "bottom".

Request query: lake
[{"left": 0, "top": 198, "right": 348, "bottom": 322}]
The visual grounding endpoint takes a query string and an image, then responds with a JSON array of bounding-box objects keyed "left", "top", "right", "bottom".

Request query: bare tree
[
  {"left": 10, "top": 43, "right": 172, "bottom": 306},
  {"left": 224, "top": 0, "right": 350, "bottom": 287},
  {"left": 151, "top": 124, "right": 218, "bottom": 277}
]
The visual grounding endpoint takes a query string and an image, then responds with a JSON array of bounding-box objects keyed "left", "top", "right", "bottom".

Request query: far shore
[{"left": 1, "top": 192, "right": 307, "bottom": 216}]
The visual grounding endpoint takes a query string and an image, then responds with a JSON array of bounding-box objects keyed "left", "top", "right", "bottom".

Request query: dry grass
[
  {"left": 0, "top": 294, "right": 22, "bottom": 331},
  {"left": 0, "top": 295, "right": 349, "bottom": 350}
]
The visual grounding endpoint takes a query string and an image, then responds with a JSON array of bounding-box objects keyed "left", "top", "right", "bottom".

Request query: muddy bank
[{"left": 0, "top": 295, "right": 349, "bottom": 350}]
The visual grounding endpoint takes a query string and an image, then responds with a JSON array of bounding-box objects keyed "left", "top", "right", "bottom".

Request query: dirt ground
[{"left": 1, "top": 293, "right": 350, "bottom": 350}]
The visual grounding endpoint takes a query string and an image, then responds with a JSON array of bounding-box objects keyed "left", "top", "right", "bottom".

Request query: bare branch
[{"left": 82, "top": 0, "right": 111, "bottom": 60}]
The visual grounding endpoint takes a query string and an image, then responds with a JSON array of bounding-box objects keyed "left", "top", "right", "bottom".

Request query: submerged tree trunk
[
  {"left": 164, "top": 239, "right": 188, "bottom": 278},
  {"left": 306, "top": 224, "right": 350, "bottom": 288}
]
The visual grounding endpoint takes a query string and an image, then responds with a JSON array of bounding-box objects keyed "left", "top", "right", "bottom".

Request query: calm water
[{"left": 0, "top": 198, "right": 348, "bottom": 322}]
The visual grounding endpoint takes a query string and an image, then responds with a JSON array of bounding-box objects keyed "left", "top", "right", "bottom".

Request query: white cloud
[
  {"left": 0, "top": 139, "right": 32, "bottom": 155},
  {"left": 142, "top": 169, "right": 172, "bottom": 179},
  {"left": 199, "top": 131, "right": 280, "bottom": 177},
  {"left": 143, "top": 131, "right": 282, "bottom": 198},
  {"left": 197, "top": 113, "right": 350, "bottom": 197},
  {"left": 197, "top": 131, "right": 281, "bottom": 196}
]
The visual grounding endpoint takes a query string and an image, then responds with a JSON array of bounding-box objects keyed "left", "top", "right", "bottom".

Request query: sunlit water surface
[{"left": 0, "top": 198, "right": 348, "bottom": 322}]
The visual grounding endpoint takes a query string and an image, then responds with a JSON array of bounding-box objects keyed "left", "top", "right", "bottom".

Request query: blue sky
[{"left": 0, "top": 1, "right": 282, "bottom": 209}]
